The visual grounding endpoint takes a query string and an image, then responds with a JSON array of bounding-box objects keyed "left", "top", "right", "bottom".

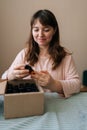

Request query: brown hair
[{"left": 25, "top": 9, "right": 67, "bottom": 69}]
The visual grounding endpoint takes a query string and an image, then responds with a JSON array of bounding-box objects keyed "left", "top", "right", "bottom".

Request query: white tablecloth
[{"left": 0, "top": 92, "right": 87, "bottom": 130}]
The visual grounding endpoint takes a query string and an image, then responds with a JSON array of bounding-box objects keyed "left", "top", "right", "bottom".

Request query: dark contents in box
[{"left": 5, "top": 80, "right": 39, "bottom": 94}]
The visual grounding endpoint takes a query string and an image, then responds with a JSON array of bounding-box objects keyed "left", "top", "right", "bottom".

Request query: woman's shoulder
[
  {"left": 14, "top": 48, "right": 28, "bottom": 62},
  {"left": 62, "top": 47, "right": 74, "bottom": 62},
  {"left": 17, "top": 48, "right": 27, "bottom": 56},
  {"left": 64, "top": 47, "right": 73, "bottom": 58},
  {"left": 64, "top": 47, "right": 72, "bottom": 54},
  {"left": 62, "top": 51, "right": 75, "bottom": 66}
]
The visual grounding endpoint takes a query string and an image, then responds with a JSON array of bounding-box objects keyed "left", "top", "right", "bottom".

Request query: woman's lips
[{"left": 38, "top": 38, "right": 46, "bottom": 41}]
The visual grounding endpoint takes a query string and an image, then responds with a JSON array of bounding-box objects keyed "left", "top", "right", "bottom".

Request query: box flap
[{"left": 0, "top": 80, "right": 7, "bottom": 95}]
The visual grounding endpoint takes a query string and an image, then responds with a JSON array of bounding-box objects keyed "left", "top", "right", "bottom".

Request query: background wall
[{"left": 0, "top": 0, "right": 87, "bottom": 82}]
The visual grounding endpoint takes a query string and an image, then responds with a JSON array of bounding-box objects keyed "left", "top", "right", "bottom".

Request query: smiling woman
[
  {"left": 1, "top": 9, "right": 81, "bottom": 98},
  {"left": 32, "top": 21, "right": 55, "bottom": 47}
]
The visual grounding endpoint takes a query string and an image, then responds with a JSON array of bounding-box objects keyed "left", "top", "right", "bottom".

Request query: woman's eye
[
  {"left": 32, "top": 27, "right": 50, "bottom": 32},
  {"left": 33, "top": 29, "right": 38, "bottom": 32},
  {"left": 44, "top": 28, "right": 50, "bottom": 32}
]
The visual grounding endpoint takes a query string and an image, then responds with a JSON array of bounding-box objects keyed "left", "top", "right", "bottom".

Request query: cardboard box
[{"left": 0, "top": 79, "right": 44, "bottom": 119}]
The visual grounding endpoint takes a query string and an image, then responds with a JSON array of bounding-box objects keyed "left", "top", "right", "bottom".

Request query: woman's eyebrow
[{"left": 32, "top": 26, "right": 38, "bottom": 29}]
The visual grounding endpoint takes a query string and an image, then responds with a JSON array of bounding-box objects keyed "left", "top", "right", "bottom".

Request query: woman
[{"left": 1, "top": 9, "right": 81, "bottom": 98}]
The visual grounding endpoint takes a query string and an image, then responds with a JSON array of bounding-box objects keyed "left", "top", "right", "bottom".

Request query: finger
[
  {"left": 13, "top": 69, "right": 29, "bottom": 78},
  {"left": 31, "top": 74, "right": 39, "bottom": 80},
  {"left": 14, "top": 69, "right": 29, "bottom": 75},
  {"left": 40, "top": 71, "right": 48, "bottom": 74},
  {"left": 31, "top": 72, "right": 40, "bottom": 79},
  {"left": 15, "top": 72, "right": 29, "bottom": 79},
  {"left": 19, "top": 70, "right": 29, "bottom": 75},
  {"left": 14, "top": 64, "right": 25, "bottom": 70},
  {"left": 39, "top": 71, "right": 49, "bottom": 78}
]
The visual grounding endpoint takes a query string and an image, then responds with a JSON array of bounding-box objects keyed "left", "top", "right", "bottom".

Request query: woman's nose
[{"left": 39, "top": 30, "right": 44, "bottom": 36}]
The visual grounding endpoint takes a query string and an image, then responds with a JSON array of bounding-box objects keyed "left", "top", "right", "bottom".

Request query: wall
[{"left": 0, "top": 0, "right": 87, "bottom": 82}]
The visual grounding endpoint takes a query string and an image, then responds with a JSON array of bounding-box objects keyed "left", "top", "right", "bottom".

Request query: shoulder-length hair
[{"left": 25, "top": 9, "right": 67, "bottom": 69}]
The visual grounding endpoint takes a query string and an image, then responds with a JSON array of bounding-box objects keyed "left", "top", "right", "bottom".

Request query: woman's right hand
[{"left": 8, "top": 64, "right": 30, "bottom": 80}]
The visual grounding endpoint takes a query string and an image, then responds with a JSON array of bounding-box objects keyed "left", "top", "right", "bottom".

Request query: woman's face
[{"left": 32, "top": 20, "right": 55, "bottom": 48}]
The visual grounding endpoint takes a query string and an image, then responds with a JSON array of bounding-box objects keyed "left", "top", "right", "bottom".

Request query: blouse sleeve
[
  {"left": 59, "top": 55, "right": 81, "bottom": 98},
  {"left": 1, "top": 49, "right": 26, "bottom": 79}
]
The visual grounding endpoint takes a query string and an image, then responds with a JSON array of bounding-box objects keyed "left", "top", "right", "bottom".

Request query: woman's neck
[{"left": 39, "top": 46, "right": 49, "bottom": 57}]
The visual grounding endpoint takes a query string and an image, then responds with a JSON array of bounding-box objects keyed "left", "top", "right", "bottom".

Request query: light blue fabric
[{"left": 0, "top": 92, "right": 87, "bottom": 130}]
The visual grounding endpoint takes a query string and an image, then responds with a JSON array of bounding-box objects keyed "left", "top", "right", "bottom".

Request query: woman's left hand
[
  {"left": 31, "top": 70, "right": 63, "bottom": 93},
  {"left": 31, "top": 71, "right": 55, "bottom": 89}
]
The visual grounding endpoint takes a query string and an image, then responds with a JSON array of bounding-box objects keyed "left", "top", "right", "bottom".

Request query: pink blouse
[{"left": 1, "top": 49, "right": 81, "bottom": 98}]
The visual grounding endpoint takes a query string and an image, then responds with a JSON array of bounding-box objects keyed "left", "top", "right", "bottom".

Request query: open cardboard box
[{"left": 0, "top": 79, "right": 44, "bottom": 119}]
